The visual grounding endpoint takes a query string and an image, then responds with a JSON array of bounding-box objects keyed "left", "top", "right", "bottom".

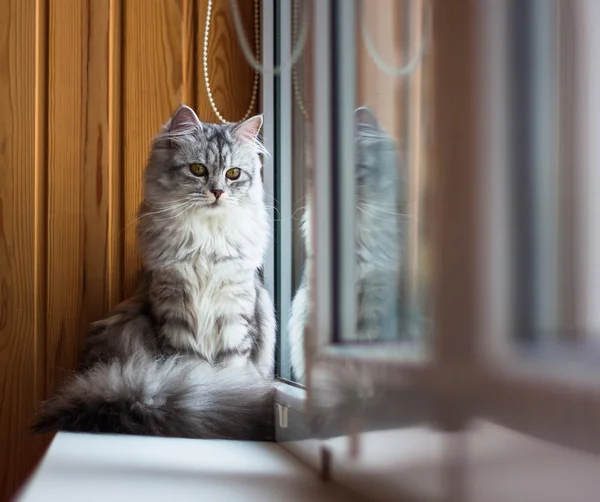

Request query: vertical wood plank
[
  {"left": 0, "top": 0, "right": 49, "bottom": 499},
  {"left": 45, "top": 0, "right": 86, "bottom": 394},
  {"left": 34, "top": 0, "right": 49, "bottom": 411},
  {"left": 107, "top": 0, "right": 124, "bottom": 309},
  {"left": 122, "top": 0, "right": 184, "bottom": 296},
  {"left": 197, "top": 0, "right": 258, "bottom": 122},
  {"left": 83, "top": 0, "right": 112, "bottom": 327},
  {"left": 46, "top": 0, "right": 111, "bottom": 394},
  {"left": 183, "top": 0, "right": 198, "bottom": 106}
]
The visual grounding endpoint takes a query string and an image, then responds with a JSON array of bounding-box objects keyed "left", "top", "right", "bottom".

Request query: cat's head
[{"left": 144, "top": 105, "right": 265, "bottom": 211}]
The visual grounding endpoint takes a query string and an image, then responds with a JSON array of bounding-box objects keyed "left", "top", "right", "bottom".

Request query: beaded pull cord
[{"left": 203, "top": 0, "right": 260, "bottom": 123}]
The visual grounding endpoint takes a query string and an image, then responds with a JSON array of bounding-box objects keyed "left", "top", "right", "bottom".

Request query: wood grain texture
[
  {"left": 122, "top": 0, "right": 184, "bottom": 296},
  {"left": 0, "top": 0, "right": 49, "bottom": 499},
  {"left": 46, "top": 0, "right": 84, "bottom": 395},
  {"left": 46, "top": 0, "right": 111, "bottom": 395},
  {"left": 0, "top": 0, "right": 259, "bottom": 497},
  {"left": 107, "top": 0, "right": 125, "bottom": 309},
  {"left": 82, "top": 0, "right": 112, "bottom": 324},
  {"left": 197, "top": 0, "right": 258, "bottom": 122},
  {"left": 183, "top": 0, "right": 198, "bottom": 106}
]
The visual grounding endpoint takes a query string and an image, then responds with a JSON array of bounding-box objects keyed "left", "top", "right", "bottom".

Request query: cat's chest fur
[{"left": 183, "top": 209, "right": 266, "bottom": 362}]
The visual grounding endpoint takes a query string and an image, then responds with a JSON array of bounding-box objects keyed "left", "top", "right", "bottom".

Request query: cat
[
  {"left": 289, "top": 107, "right": 403, "bottom": 383},
  {"left": 33, "top": 105, "right": 276, "bottom": 440}
]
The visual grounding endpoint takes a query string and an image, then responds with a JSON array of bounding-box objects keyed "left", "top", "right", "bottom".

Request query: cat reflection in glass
[{"left": 290, "top": 107, "right": 405, "bottom": 383}]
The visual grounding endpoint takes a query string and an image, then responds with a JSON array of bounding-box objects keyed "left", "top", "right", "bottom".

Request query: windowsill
[
  {"left": 26, "top": 421, "right": 600, "bottom": 502},
  {"left": 281, "top": 420, "right": 600, "bottom": 502},
  {"left": 275, "top": 380, "right": 307, "bottom": 411},
  {"left": 16, "top": 432, "right": 360, "bottom": 502}
]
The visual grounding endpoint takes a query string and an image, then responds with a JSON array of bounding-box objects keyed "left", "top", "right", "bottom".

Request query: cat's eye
[
  {"left": 226, "top": 168, "right": 241, "bottom": 180},
  {"left": 190, "top": 163, "right": 207, "bottom": 176}
]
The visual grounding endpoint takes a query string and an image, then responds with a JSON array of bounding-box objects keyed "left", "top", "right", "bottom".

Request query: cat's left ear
[
  {"left": 169, "top": 105, "right": 202, "bottom": 133},
  {"left": 233, "top": 115, "right": 263, "bottom": 142}
]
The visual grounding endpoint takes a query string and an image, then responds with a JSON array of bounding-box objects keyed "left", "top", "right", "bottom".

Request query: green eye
[
  {"left": 226, "top": 168, "right": 241, "bottom": 180},
  {"left": 190, "top": 163, "right": 207, "bottom": 176}
]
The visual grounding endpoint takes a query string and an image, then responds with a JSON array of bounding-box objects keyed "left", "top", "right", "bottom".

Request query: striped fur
[
  {"left": 34, "top": 353, "right": 273, "bottom": 440},
  {"left": 34, "top": 106, "right": 275, "bottom": 439}
]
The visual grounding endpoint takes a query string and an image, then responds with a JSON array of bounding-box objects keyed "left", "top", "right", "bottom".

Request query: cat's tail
[{"left": 32, "top": 353, "right": 274, "bottom": 440}]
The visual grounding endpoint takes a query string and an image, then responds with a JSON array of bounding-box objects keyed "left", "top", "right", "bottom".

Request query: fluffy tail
[{"left": 33, "top": 354, "right": 274, "bottom": 440}]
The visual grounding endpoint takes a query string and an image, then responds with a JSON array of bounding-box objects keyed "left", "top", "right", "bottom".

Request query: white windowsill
[
  {"left": 19, "top": 419, "right": 600, "bottom": 502},
  {"left": 15, "top": 432, "right": 359, "bottom": 502},
  {"left": 280, "top": 417, "right": 600, "bottom": 502}
]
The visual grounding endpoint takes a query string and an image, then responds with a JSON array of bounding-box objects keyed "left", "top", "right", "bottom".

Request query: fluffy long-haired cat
[
  {"left": 33, "top": 105, "right": 276, "bottom": 440},
  {"left": 289, "top": 107, "right": 403, "bottom": 383}
]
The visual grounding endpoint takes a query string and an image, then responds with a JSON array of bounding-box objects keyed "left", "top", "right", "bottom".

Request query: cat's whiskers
[
  {"left": 356, "top": 196, "right": 400, "bottom": 208},
  {"left": 120, "top": 199, "right": 199, "bottom": 235},
  {"left": 260, "top": 193, "right": 307, "bottom": 222},
  {"left": 143, "top": 197, "right": 199, "bottom": 209},
  {"left": 356, "top": 197, "right": 409, "bottom": 216},
  {"left": 359, "top": 204, "right": 409, "bottom": 218},
  {"left": 153, "top": 201, "right": 198, "bottom": 222},
  {"left": 291, "top": 205, "right": 306, "bottom": 221},
  {"left": 357, "top": 204, "right": 409, "bottom": 223},
  {"left": 260, "top": 202, "right": 282, "bottom": 220},
  {"left": 143, "top": 200, "right": 197, "bottom": 215},
  {"left": 261, "top": 193, "right": 283, "bottom": 220}
]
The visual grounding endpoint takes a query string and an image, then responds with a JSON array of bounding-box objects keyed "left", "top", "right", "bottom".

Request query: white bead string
[
  {"left": 204, "top": 0, "right": 260, "bottom": 123},
  {"left": 228, "top": 0, "right": 309, "bottom": 76},
  {"left": 359, "top": 0, "right": 430, "bottom": 77},
  {"left": 291, "top": 0, "right": 308, "bottom": 119}
]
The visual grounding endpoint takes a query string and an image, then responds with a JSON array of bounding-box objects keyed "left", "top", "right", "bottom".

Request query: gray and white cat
[
  {"left": 290, "top": 107, "right": 403, "bottom": 383},
  {"left": 34, "top": 105, "right": 276, "bottom": 440}
]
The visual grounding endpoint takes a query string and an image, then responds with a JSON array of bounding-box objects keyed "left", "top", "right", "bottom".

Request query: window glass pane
[
  {"left": 277, "top": 0, "right": 312, "bottom": 383},
  {"left": 338, "top": 0, "right": 432, "bottom": 345},
  {"left": 503, "top": 0, "right": 563, "bottom": 344},
  {"left": 482, "top": 0, "right": 590, "bottom": 354},
  {"left": 282, "top": 0, "right": 432, "bottom": 384},
  {"left": 483, "top": 0, "right": 600, "bottom": 361}
]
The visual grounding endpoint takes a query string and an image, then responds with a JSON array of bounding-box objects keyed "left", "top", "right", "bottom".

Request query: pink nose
[{"left": 212, "top": 189, "right": 224, "bottom": 200}]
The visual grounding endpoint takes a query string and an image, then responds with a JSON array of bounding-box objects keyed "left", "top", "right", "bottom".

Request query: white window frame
[
  {"left": 264, "top": 0, "right": 600, "bottom": 497},
  {"left": 265, "top": 0, "right": 469, "bottom": 471},
  {"left": 475, "top": 0, "right": 600, "bottom": 456}
]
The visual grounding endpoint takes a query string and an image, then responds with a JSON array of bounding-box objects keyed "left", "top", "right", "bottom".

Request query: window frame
[
  {"left": 474, "top": 0, "right": 600, "bottom": 455},
  {"left": 265, "top": 0, "right": 600, "bottom": 492},
  {"left": 265, "top": 0, "right": 451, "bottom": 470}
]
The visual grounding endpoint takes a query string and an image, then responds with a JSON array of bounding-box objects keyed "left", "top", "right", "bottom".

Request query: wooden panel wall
[
  {"left": 0, "top": 1, "right": 258, "bottom": 499},
  {"left": 0, "top": 0, "right": 48, "bottom": 498}
]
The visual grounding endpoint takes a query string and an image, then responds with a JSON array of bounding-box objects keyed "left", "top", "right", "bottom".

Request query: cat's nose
[{"left": 211, "top": 189, "right": 224, "bottom": 200}]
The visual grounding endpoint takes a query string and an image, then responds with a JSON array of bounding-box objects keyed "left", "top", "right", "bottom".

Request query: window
[
  {"left": 259, "top": 0, "right": 600, "bottom": 499},
  {"left": 263, "top": 0, "right": 435, "bottom": 446},
  {"left": 476, "top": 0, "right": 600, "bottom": 452},
  {"left": 266, "top": 0, "right": 432, "bottom": 385}
]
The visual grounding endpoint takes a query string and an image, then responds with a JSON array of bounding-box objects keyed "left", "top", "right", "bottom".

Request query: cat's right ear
[
  {"left": 354, "top": 106, "right": 380, "bottom": 129},
  {"left": 169, "top": 105, "right": 202, "bottom": 133}
]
